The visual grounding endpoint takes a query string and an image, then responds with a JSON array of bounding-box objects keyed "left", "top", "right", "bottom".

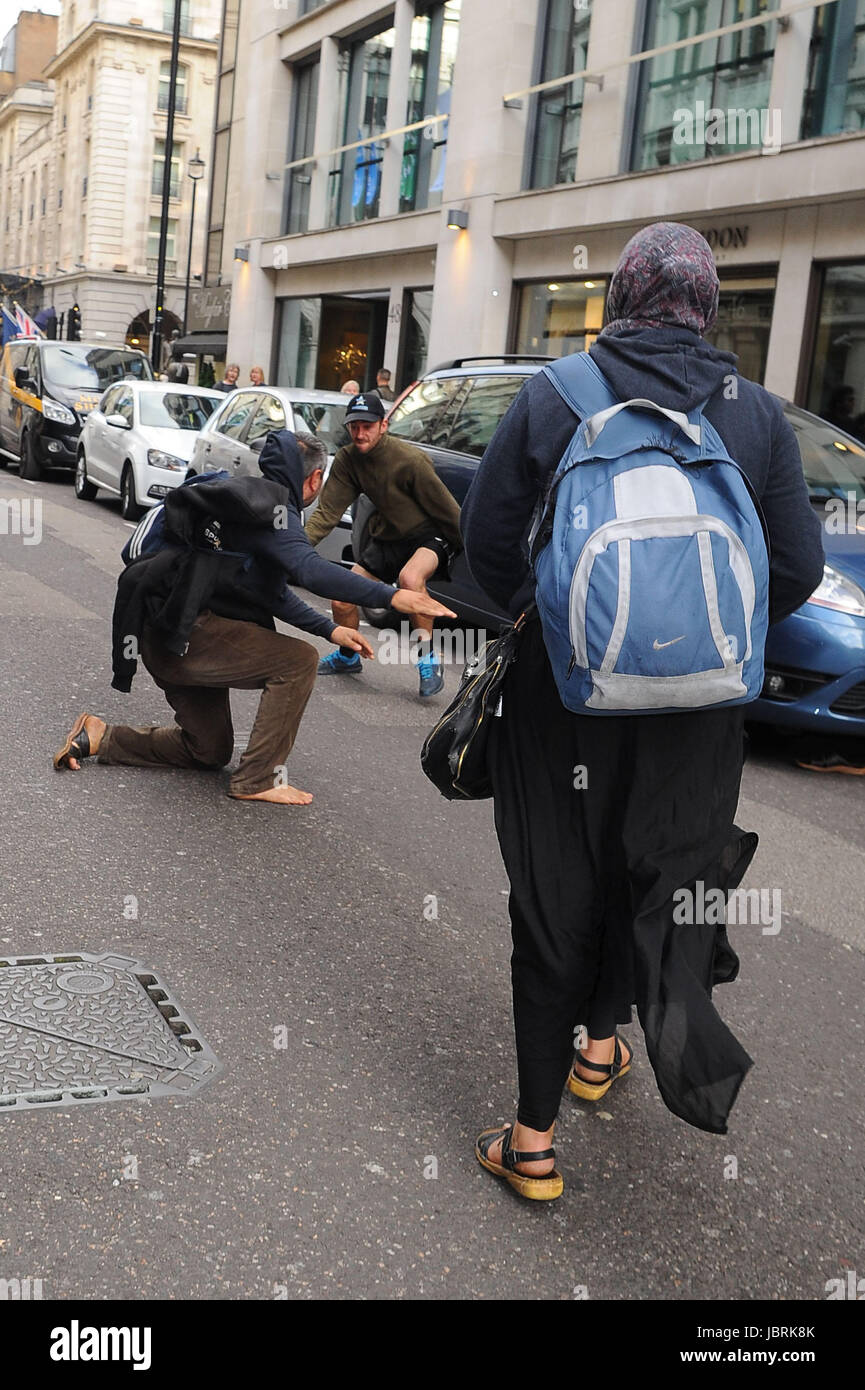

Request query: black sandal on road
[
  {"left": 475, "top": 1124, "right": 564, "bottom": 1201},
  {"left": 567, "top": 1033, "right": 633, "bottom": 1101},
  {"left": 53, "top": 712, "right": 95, "bottom": 770}
]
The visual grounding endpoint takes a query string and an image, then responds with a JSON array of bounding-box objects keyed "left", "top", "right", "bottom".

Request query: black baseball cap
[{"left": 344, "top": 392, "right": 386, "bottom": 424}]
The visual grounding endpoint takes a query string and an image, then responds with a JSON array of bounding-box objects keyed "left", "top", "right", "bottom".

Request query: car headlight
[
  {"left": 807, "top": 564, "right": 865, "bottom": 617},
  {"left": 147, "top": 448, "right": 186, "bottom": 471},
  {"left": 42, "top": 399, "right": 76, "bottom": 426}
]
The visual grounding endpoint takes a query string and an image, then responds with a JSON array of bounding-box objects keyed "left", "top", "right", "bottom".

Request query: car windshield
[
  {"left": 388, "top": 375, "right": 465, "bottom": 444},
  {"left": 139, "top": 392, "right": 218, "bottom": 430},
  {"left": 786, "top": 405, "right": 865, "bottom": 504},
  {"left": 42, "top": 345, "right": 153, "bottom": 389},
  {"left": 292, "top": 399, "right": 350, "bottom": 453}
]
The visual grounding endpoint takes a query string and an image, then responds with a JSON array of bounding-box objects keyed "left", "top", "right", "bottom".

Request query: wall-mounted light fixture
[
  {"left": 233, "top": 246, "right": 249, "bottom": 262},
  {"left": 446, "top": 209, "right": 468, "bottom": 231}
]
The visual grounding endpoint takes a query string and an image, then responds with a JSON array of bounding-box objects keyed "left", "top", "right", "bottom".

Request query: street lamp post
[
  {"left": 183, "top": 148, "right": 206, "bottom": 334},
  {"left": 151, "top": 0, "right": 182, "bottom": 373}
]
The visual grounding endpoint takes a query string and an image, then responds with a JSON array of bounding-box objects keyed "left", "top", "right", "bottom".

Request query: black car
[
  {"left": 315, "top": 357, "right": 545, "bottom": 628},
  {"left": 0, "top": 338, "right": 153, "bottom": 480}
]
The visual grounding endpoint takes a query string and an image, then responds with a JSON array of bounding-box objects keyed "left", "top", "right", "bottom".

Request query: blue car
[
  {"left": 315, "top": 360, "right": 865, "bottom": 738},
  {"left": 750, "top": 404, "right": 865, "bottom": 737}
]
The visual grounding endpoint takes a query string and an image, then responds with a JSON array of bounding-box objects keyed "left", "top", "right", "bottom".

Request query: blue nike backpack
[{"left": 531, "top": 353, "right": 770, "bottom": 715}]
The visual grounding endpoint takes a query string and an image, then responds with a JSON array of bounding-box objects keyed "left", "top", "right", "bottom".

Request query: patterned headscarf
[{"left": 602, "top": 222, "right": 719, "bottom": 338}]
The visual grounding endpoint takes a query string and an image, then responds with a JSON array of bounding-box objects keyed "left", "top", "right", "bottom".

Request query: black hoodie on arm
[{"left": 462, "top": 327, "right": 825, "bottom": 625}]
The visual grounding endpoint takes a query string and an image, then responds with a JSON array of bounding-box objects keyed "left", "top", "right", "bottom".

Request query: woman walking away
[{"left": 461, "top": 221, "right": 824, "bottom": 1201}]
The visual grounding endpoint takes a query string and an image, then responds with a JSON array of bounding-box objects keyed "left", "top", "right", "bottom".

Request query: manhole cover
[{"left": 0, "top": 952, "right": 222, "bottom": 1111}]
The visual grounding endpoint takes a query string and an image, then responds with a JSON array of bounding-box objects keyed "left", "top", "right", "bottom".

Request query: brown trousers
[{"left": 99, "top": 611, "right": 318, "bottom": 795}]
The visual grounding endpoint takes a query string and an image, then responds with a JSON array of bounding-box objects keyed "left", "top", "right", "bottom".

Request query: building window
[
  {"left": 206, "top": 228, "right": 224, "bottom": 282},
  {"left": 163, "top": 0, "right": 190, "bottom": 35},
  {"left": 152, "top": 139, "right": 182, "bottom": 198},
  {"left": 399, "top": 288, "right": 434, "bottom": 387},
  {"left": 41, "top": 197, "right": 46, "bottom": 216},
  {"left": 277, "top": 295, "right": 388, "bottom": 390},
  {"left": 82, "top": 177, "right": 88, "bottom": 198},
  {"left": 330, "top": 24, "right": 396, "bottom": 227},
  {"left": 148, "top": 216, "right": 178, "bottom": 274},
  {"left": 705, "top": 274, "right": 776, "bottom": 384},
  {"left": 514, "top": 279, "right": 608, "bottom": 357},
  {"left": 220, "top": 0, "right": 240, "bottom": 71},
  {"left": 284, "top": 60, "right": 319, "bottom": 235},
  {"left": 807, "top": 263, "right": 865, "bottom": 439},
  {"left": 278, "top": 297, "right": 323, "bottom": 389},
  {"left": 632, "top": 0, "right": 777, "bottom": 171},
  {"left": 299, "top": 0, "right": 328, "bottom": 13},
  {"left": 400, "top": 2, "right": 461, "bottom": 212},
  {"left": 158, "top": 60, "right": 188, "bottom": 114},
  {"left": 802, "top": 1, "right": 865, "bottom": 138},
  {"left": 204, "top": 0, "right": 238, "bottom": 285},
  {"left": 528, "top": 0, "right": 593, "bottom": 189}
]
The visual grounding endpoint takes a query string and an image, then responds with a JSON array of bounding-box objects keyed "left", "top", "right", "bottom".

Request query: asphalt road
[{"left": 0, "top": 465, "right": 862, "bottom": 1303}]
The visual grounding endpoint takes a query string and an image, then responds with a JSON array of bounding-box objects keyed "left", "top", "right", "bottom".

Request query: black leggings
[{"left": 488, "top": 619, "right": 747, "bottom": 1132}]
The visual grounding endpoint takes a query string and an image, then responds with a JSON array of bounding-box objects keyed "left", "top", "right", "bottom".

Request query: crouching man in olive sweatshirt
[{"left": 305, "top": 392, "right": 462, "bottom": 698}]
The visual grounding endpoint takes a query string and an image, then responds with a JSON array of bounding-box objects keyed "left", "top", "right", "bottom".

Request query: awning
[{"left": 172, "top": 333, "right": 227, "bottom": 356}]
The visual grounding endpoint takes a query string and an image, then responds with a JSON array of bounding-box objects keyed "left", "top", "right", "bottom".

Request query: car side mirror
[
  {"left": 105, "top": 413, "right": 132, "bottom": 429},
  {"left": 14, "top": 367, "right": 36, "bottom": 391},
  {"left": 249, "top": 436, "right": 267, "bottom": 454}
]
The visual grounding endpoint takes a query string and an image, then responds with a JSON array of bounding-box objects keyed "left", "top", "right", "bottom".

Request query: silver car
[{"left": 188, "top": 386, "right": 349, "bottom": 479}]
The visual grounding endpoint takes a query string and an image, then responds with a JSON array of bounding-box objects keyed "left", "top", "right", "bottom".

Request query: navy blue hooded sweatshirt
[
  {"left": 462, "top": 328, "right": 825, "bottom": 625},
  {"left": 111, "top": 432, "right": 397, "bottom": 690}
]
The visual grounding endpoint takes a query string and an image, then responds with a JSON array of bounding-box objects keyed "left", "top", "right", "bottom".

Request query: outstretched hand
[
  {"left": 331, "top": 626, "right": 375, "bottom": 658},
  {"left": 391, "top": 588, "right": 457, "bottom": 620}
]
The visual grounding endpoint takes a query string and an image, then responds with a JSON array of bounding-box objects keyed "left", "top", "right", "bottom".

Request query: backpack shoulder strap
[{"left": 543, "top": 352, "right": 619, "bottom": 423}]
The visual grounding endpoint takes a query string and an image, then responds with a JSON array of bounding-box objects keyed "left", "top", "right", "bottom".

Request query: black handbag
[{"left": 420, "top": 609, "right": 532, "bottom": 800}]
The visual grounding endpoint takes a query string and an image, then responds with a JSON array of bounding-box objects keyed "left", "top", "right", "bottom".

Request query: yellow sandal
[
  {"left": 475, "top": 1124, "right": 564, "bottom": 1201},
  {"left": 567, "top": 1033, "right": 632, "bottom": 1101}
]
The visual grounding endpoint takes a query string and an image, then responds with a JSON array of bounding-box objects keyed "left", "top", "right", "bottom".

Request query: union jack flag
[{"left": 13, "top": 302, "right": 43, "bottom": 338}]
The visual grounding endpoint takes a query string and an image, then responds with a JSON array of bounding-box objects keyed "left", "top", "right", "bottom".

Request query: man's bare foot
[
  {"left": 484, "top": 1120, "right": 555, "bottom": 1177},
  {"left": 230, "top": 784, "right": 314, "bottom": 805},
  {"left": 54, "top": 713, "right": 106, "bottom": 770}
]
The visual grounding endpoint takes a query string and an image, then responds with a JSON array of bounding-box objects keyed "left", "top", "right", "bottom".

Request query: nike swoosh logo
[{"left": 653, "top": 636, "right": 686, "bottom": 650}]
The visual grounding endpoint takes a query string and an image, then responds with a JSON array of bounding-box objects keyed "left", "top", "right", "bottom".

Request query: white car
[
  {"left": 75, "top": 381, "right": 224, "bottom": 519},
  {"left": 188, "top": 385, "right": 349, "bottom": 479}
]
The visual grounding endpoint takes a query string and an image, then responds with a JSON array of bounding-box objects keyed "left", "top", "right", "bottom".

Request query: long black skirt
[{"left": 487, "top": 618, "right": 756, "bottom": 1135}]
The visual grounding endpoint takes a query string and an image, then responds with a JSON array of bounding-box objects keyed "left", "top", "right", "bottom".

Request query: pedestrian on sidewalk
[
  {"left": 463, "top": 221, "right": 825, "bottom": 1199},
  {"left": 306, "top": 392, "right": 462, "bottom": 697},
  {"left": 54, "top": 431, "right": 454, "bottom": 805},
  {"left": 214, "top": 363, "right": 239, "bottom": 393}
]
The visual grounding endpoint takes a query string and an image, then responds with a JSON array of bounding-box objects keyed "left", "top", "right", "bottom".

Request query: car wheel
[
  {"left": 361, "top": 605, "right": 400, "bottom": 630},
  {"left": 19, "top": 429, "right": 43, "bottom": 481},
  {"left": 120, "top": 464, "right": 142, "bottom": 521},
  {"left": 74, "top": 450, "right": 98, "bottom": 500}
]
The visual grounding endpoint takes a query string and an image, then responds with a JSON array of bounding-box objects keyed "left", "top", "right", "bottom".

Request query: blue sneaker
[
  {"left": 318, "top": 649, "right": 362, "bottom": 676},
  {"left": 417, "top": 649, "right": 444, "bottom": 698}
]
